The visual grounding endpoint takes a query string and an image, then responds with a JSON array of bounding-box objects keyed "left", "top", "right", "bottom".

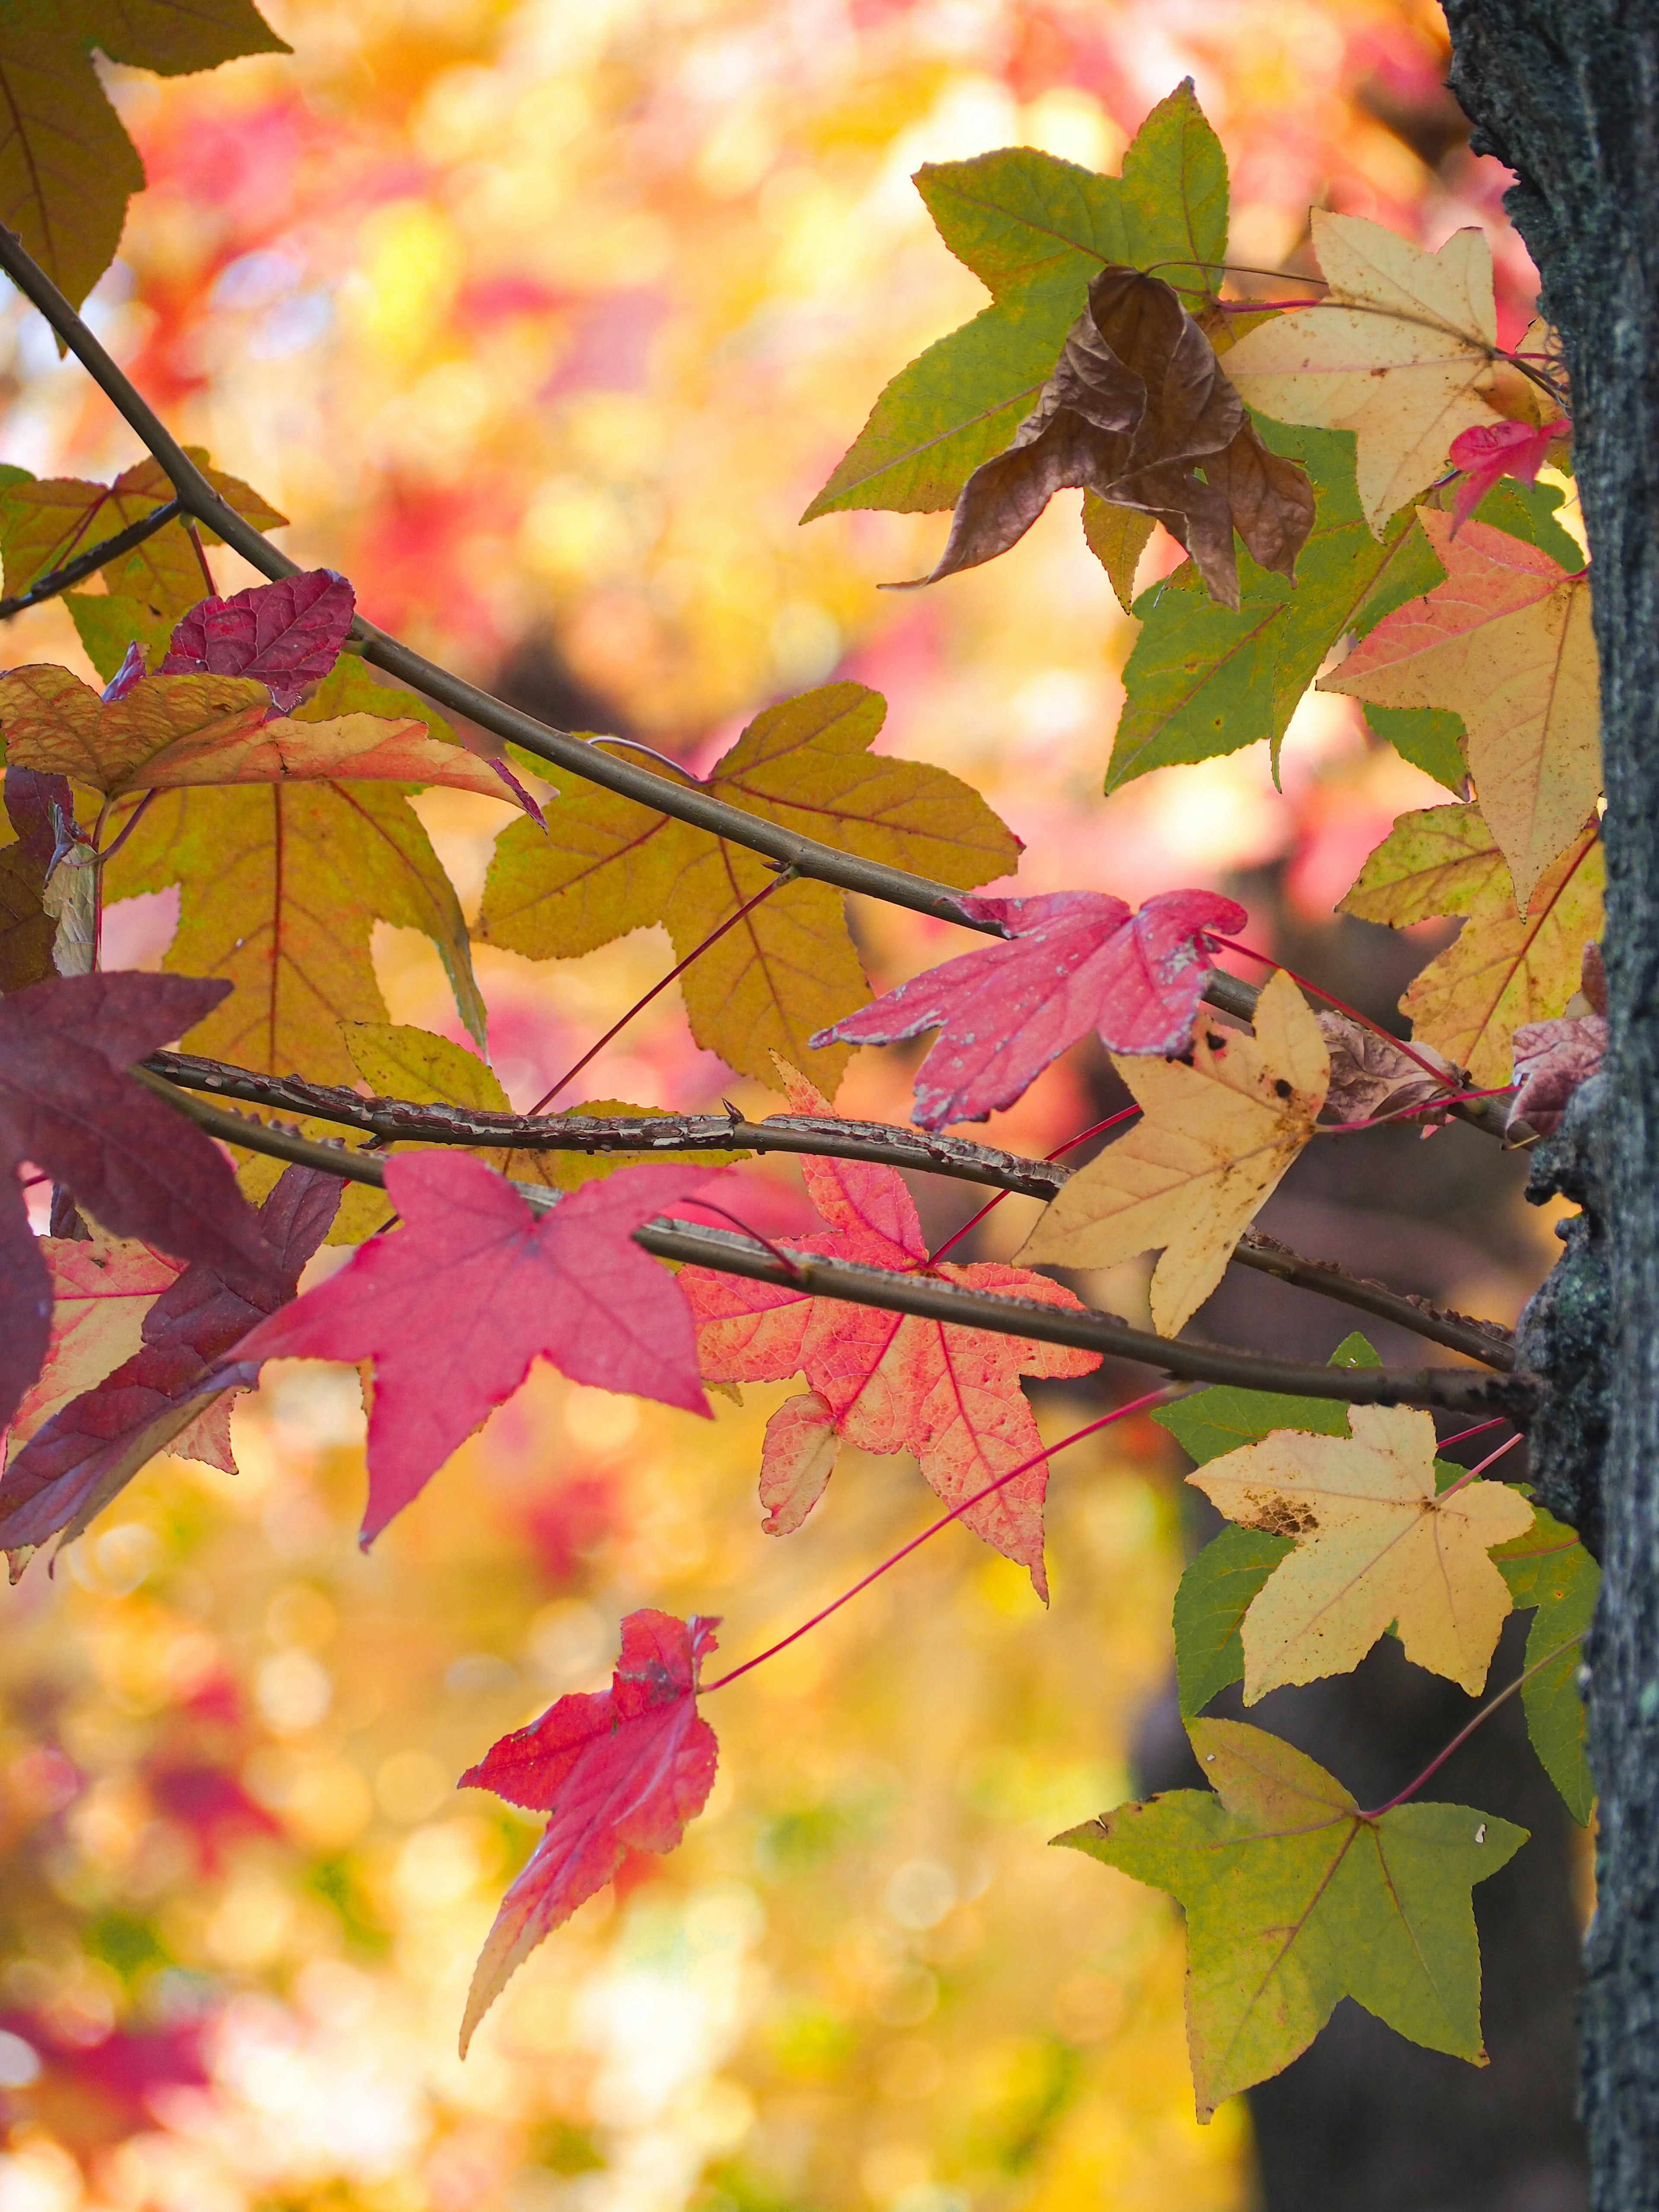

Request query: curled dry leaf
[
  {"left": 898, "top": 266, "right": 1313, "bottom": 610},
  {"left": 459, "top": 1611, "right": 720, "bottom": 2053},
  {"left": 1221, "top": 213, "right": 1502, "bottom": 532},
  {"left": 1316, "top": 1009, "right": 1457, "bottom": 1127},
  {"left": 1510, "top": 1014, "right": 1606, "bottom": 1138},
  {"left": 1057, "top": 1719, "right": 1525, "bottom": 2120},
  {"left": 814, "top": 887, "right": 1245, "bottom": 1128},
  {"left": 1187, "top": 1404, "right": 1534, "bottom": 1697},
  {"left": 160, "top": 570, "right": 356, "bottom": 712},
  {"left": 0, "top": 1167, "right": 339, "bottom": 1559},
  {"left": 1320, "top": 512, "right": 1598, "bottom": 911},
  {"left": 1017, "top": 968, "right": 1328, "bottom": 1336},
  {"left": 218, "top": 1153, "right": 719, "bottom": 1543},
  {"left": 679, "top": 1064, "right": 1099, "bottom": 1596}
]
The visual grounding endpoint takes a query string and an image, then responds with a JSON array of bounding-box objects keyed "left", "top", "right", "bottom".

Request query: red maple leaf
[
  {"left": 1448, "top": 416, "right": 1567, "bottom": 533},
  {"left": 814, "top": 888, "right": 1244, "bottom": 1127},
  {"left": 220, "top": 1152, "right": 719, "bottom": 1542},
  {"left": 0, "top": 972, "right": 281, "bottom": 1434},
  {"left": 0, "top": 1165, "right": 339, "bottom": 1556},
  {"left": 680, "top": 1067, "right": 1100, "bottom": 1595},
  {"left": 161, "top": 569, "right": 355, "bottom": 712},
  {"left": 458, "top": 1609, "right": 720, "bottom": 2052}
]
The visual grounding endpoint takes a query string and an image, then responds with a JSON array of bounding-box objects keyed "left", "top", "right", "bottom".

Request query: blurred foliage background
[{"left": 0, "top": 4, "right": 1572, "bottom": 2209}]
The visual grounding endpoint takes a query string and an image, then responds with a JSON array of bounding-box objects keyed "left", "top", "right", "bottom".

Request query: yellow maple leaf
[
  {"left": 1188, "top": 1406, "right": 1534, "bottom": 1697},
  {"left": 1222, "top": 213, "right": 1500, "bottom": 533},
  {"left": 1340, "top": 803, "right": 1603, "bottom": 1084},
  {"left": 1321, "top": 511, "right": 1598, "bottom": 909},
  {"left": 1016, "top": 968, "right": 1328, "bottom": 1336}
]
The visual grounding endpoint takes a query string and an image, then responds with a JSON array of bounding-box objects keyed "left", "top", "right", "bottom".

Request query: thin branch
[
  {"left": 0, "top": 496, "right": 182, "bottom": 620},
  {"left": 133, "top": 1067, "right": 1525, "bottom": 1418},
  {"left": 140, "top": 1049, "right": 1515, "bottom": 1369}
]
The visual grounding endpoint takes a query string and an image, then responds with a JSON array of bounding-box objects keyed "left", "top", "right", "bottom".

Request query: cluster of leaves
[{"left": 0, "top": 57, "right": 1602, "bottom": 2115}]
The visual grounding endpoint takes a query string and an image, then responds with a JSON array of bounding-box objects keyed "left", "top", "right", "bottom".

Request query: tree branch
[
  {"left": 0, "top": 496, "right": 182, "bottom": 621},
  {"left": 132, "top": 1068, "right": 1525, "bottom": 1412}
]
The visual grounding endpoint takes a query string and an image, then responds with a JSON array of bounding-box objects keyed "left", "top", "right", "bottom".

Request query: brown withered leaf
[
  {"left": 898, "top": 267, "right": 1314, "bottom": 610},
  {"left": 0, "top": 767, "right": 68, "bottom": 993},
  {"left": 1315, "top": 1011, "right": 1457, "bottom": 1128}
]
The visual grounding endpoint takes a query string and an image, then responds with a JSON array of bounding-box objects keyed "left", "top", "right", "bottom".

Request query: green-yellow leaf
[
  {"left": 1055, "top": 1718, "right": 1525, "bottom": 2117},
  {"left": 1340, "top": 803, "right": 1602, "bottom": 1084},
  {"left": 1494, "top": 1505, "right": 1597, "bottom": 1822},
  {"left": 803, "top": 81, "right": 1226, "bottom": 520},
  {"left": 480, "top": 683, "right": 1017, "bottom": 1090},
  {"left": 1082, "top": 493, "right": 1154, "bottom": 613},
  {"left": 0, "top": 3, "right": 288, "bottom": 310}
]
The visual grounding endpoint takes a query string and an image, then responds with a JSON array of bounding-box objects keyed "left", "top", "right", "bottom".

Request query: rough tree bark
[{"left": 1443, "top": 6, "right": 1659, "bottom": 2204}]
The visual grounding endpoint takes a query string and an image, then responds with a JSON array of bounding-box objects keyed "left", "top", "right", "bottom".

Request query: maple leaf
[
  {"left": 1321, "top": 512, "right": 1598, "bottom": 909},
  {"left": 1449, "top": 417, "right": 1568, "bottom": 532},
  {"left": 680, "top": 1065, "right": 1098, "bottom": 1593},
  {"left": 1056, "top": 1718, "right": 1525, "bottom": 2118},
  {"left": 898, "top": 267, "right": 1313, "bottom": 610},
  {"left": 102, "top": 655, "right": 490, "bottom": 1081},
  {"left": 218, "top": 1153, "right": 720, "bottom": 1543},
  {"left": 1340, "top": 802, "right": 1603, "bottom": 1085},
  {"left": 1, "top": 454, "right": 285, "bottom": 627},
  {"left": 813, "top": 889, "right": 1246, "bottom": 1127},
  {"left": 0, "top": 972, "right": 281, "bottom": 1433},
  {"left": 1494, "top": 1506, "right": 1598, "bottom": 1822},
  {"left": 1510, "top": 1012, "right": 1606, "bottom": 1137},
  {"left": 1315, "top": 1010, "right": 1456, "bottom": 1127},
  {"left": 1221, "top": 213, "right": 1502, "bottom": 533},
  {"left": 1017, "top": 969, "right": 1328, "bottom": 1336},
  {"left": 159, "top": 569, "right": 356, "bottom": 711},
  {"left": 0, "top": 1166, "right": 339, "bottom": 1558},
  {"left": 0, "top": 6, "right": 287, "bottom": 309},
  {"left": 1186, "top": 1404, "right": 1534, "bottom": 1697},
  {"left": 6, "top": 1230, "right": 184, "bottom": 1460},
  {"left": 480, "top": 685, "right": 1017, "bottom": 1088},
  {"left": 459, "top": 1610, "right": 720, "bottom": 2053},
  {"left": 805, "top": 83, "right": 1228, "bottom": 521},
  {"left": 0, "top": 766, "right": 67, "bottom": 992}
]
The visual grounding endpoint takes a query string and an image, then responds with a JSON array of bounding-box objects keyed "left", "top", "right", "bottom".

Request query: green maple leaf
[
  {"left": 0, "top": 2, "right": 288, "bottom": 311},
  {"left": 1494, "top": 1504, "right": 1598, "bottom": 1822},
  {"left": 802, "top": 80, "right": 1227, "bottom": 521},
  {"left": 1056, "top": 1717, "right": 1525, "bottom": 2117},
  {"left": 1159, "top": 1334, "right": 1375, "bottom": 1718}
]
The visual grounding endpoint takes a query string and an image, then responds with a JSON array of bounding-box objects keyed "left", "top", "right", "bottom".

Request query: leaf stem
[
  {"left": 1316, "top": 1086, "right": 1515, "bottom": 1135},
  {"left": 184, "top": 518, "right": 216, "bottom": 597},
  {"left": 924, "top": 1103, "right": 1141, "bottom": 1266},
  {"left": 700, "top": 1389, "right": 1173, "bottom": 1693},
  {"left": 1211, "top": 936, "right": 1458, "bottom": 1085},
  {"left": 1437, "top": 1430, "right": 1525, "bottom": 1498},
  {"left": 95, "top": 788, "right": 157, "bottom": 869},
  {"left": 1360, "top": 1631, "right": 1586, "bottom": 1818},
  {"left": 529, "top": 870, "right": 792, "bottom": 1111}
]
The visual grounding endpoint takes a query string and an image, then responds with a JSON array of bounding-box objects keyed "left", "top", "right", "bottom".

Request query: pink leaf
[
  {"left": 0, "top": 1167, "right": 338, "bottom": 1556},
  {"left": 681, "top": 1067, "right": 1099, "bottom": 1592},
  {"left": 1448, "top": 417, "right": 1567, "bottom": 533},
  {"left": 219, "top": 1153, "right": 719, "bottom": 1543},
  {"left": 813, "top": 889, "right": 1245, "bottom": 1128},
  {"left": 161, "top": 570, "right": 356, "bottom": 712},
  {"left": 1510, "top": 1014, "right": 1606, "bottom": 1137},
  {"left": 0, "top": 973, "right": 283, "bottom": 1432},
  {"left": 100, "top": 640, "right": 147, "bottom": 703},
  {"left": 458, "top": 1609, "right": 720, "bottom": 2052}
]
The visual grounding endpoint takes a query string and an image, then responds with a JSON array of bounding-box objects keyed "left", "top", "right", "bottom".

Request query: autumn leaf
[
  {"left": 160, "top": 569, "right": 357, "bottom": 711},
  {"left": 1340, "top": 803, "right": 1603, "bottom": 1085},
  {"left": 0, "top": 4, "right": 288, "bottom": 309},
  {"left": 1221, "top": 213, "right": 1502, "bottom": 532},
  {"left": 1510, "top": 1006, "right": 1605, "bottom": 1138},
  {"left": 0, "top": 454, "right": 285, "bottom": 625},
  {"left": 804, "top": 83, "right": 1228, "bottom": 521},
  {"left": 1082, "top": 494, "right": 1155, "bottom": 612},
  {"left": 1187, "top": 1404, "right": 1533, "bottom": 1697},
  {"left": 480, "top": 684, "right": 1017, "bottom": 1089},
  {"left": 898, "top": 267, "right": 1312, "bottom": 610},
  {"left": 0, "top": 766, "right": 66, "bottom": 992},
  {"left": 0, "top": 1166, "right": 339, "bottom": 1558},
  {"left": 1321, "top": 512, "right": 1598, "bottom": 909},
  {"left": 1056, "top": 1718, "right": 1525, "bottom": 2117},
  {"left": 459, "top": 1611, "right": 720, "bottom": 2053},
  {"left": 0, "top": 971, "right": 281, "bottom": 1433},
  {"left": 1018, "top": 968, "right": 1328, "bottom": 1335},
  {"left": 1494, "top": 1506, "right": 1598, "bottom": 1821},
  {"left": 679, "top": 1065, "right": 1100, "bottom": 1595},
  {"left": 219, "top": 1153, "right": 720, "bottom": 1543},
  {"left": 814, "top": 887, "right": 1245, "bottom": 1127},
  {"left": 1316, "top": 1010, "right": 1457, "bottom": 1127},
  {"left": 6, "top": 1232, "right": 185, "bottom": 1458},
  {"left": 1449, "top": 416, "right": 1568, "bottom": 532}
]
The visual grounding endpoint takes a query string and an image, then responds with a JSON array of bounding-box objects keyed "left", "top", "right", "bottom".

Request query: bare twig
[{"left": 132, "top": 1068, "right": 1525, "bottom": 1416}]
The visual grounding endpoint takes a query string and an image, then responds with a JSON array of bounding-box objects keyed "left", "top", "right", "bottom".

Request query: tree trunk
[{"left": 1442, "top": 6, "right": 1659, "bottom": 2203}]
